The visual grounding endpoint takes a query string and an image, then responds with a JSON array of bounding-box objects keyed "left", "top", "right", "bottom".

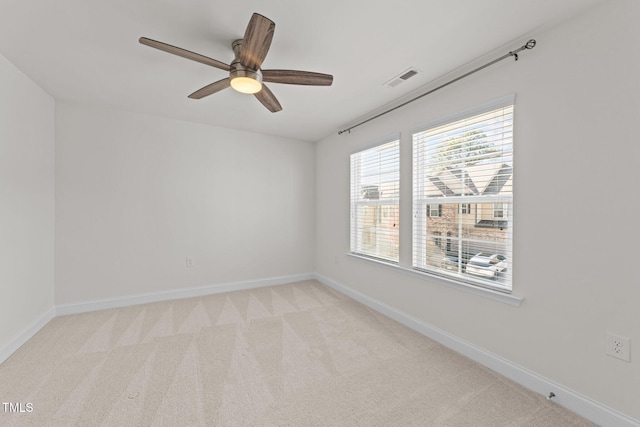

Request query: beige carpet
[{"left": 0, "top": 280, "right": 591, "bottom": 426}]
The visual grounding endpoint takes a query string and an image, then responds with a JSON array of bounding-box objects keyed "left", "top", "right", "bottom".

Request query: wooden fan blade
[
  {"left": 139, "top": 37, "right": 230, "bottom": 72},
  {"left": 239, "top": 13, "right": 275, "bottom": 70},
  {"left": 262, "top": 70, "right": 333, "bottom": 86},
  {"left": 188, "top": 78, "right": 231, "bottom": 99},
  {"left": 254, "top": 84, "right": 282, "bottom": 112}
]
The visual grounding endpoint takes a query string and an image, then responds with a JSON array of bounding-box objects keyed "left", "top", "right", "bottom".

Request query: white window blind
[
  {"left": 350, "top": 140, "right": 400, "bottom": 263},
  {"left": 413, "top": 102, "right": 514, "bottom": 291}
]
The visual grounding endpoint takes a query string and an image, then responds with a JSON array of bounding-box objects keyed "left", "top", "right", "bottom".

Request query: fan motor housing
[
  {"left": 230, "top": 39, "right": 263, "bottom": 83},
  {"left": 229, "top": 65, "right": 263, "bottom": 83}
]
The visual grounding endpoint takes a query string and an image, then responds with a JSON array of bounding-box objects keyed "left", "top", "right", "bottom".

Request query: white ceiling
[{"left": 0, "top": 0, "right": 606, "bottom": 142}]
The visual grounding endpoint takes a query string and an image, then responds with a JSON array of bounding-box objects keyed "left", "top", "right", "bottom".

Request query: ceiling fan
[{"left": 139, "top": 13, "right": 333, "bottom": 113}]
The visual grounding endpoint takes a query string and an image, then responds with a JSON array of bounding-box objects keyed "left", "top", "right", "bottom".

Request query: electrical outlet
[
  {"left": 606, "top": 332, "right": 630, "bottom": 362},
  {"left": 185, "top": 257, "right": 195, "bottom": 268}
]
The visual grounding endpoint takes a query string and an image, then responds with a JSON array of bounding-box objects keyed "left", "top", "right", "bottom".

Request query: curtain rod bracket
[{"left": 338, "top": 39, "right": 537, "bottom": 135}]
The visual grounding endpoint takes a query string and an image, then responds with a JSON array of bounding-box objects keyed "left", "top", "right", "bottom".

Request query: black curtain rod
[{"left": 338, "top": 39, "right": 537, "bottom": 135}]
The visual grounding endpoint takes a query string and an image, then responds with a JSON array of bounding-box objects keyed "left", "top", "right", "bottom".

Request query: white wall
[
  {"left": 316, "top": 0, "right": 639, "bottom": 421},
  {"left": 0, "top": 54, "right": 55, "bottom": 353},
  {"left": 55, "top": 103, "right": 315, "bottom": 305}
]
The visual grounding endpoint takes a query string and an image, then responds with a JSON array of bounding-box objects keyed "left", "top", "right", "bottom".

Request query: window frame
[
  {"left": 350, "top": 138, "right": 400, "bottom": 263},
  {"left": 411, "top": 96, "right": 515, "bottom": 293}
]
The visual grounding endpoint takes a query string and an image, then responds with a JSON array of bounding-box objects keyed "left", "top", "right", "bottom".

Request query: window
[
  {"left": 413, "top": 101, "right": 513, "bottom": 291},
  {"left": 350, "top": 139, "right": 400, "bottom": 262},
  {"left": 433, "top": 231, "right": 442, "bottom": 247},
  {"left": 428, "top": 204, "right": 441, "bottom": 217}
]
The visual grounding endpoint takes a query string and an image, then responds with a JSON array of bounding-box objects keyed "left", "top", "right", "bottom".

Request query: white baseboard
[
  {"left": 55, "top": 273, "right": 315, "bottom": 316},
  {"left": 314, "top": 273, "right": 639, "bottom": 427},
  {"left": 0, "top": 307, "right": 56, "bottom": 365}
]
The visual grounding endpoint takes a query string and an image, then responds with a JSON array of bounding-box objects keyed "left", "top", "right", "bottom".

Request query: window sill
[{"left": 346, "top": 253, "right": 524, "bottom": 307}]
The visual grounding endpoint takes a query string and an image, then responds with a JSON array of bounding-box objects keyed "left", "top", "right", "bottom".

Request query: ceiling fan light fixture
[
  {"left": 140, "top": 14, "right": 333, "bottom": 112},
  {"left": 230, "top": 76, "right": 262, "bottom": 94},
  {"left": 229, "top": 67, "right": 263, "bottom": 94}
]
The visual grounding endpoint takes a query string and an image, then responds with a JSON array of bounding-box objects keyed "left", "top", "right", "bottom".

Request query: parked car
[
  {"left": 465, "top": 252, "right": 507, "bottom": 279},
  {"left": 441, "top": 256, "right": 464, "bottom": 272}
]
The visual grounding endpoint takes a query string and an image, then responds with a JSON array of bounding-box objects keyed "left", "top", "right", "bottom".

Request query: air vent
[
  {"left": 399, "top": 69, "right": 418, "bottom": 80},
  {"left": 384, "top": 67, "right": 420, "bottom": 88}
]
